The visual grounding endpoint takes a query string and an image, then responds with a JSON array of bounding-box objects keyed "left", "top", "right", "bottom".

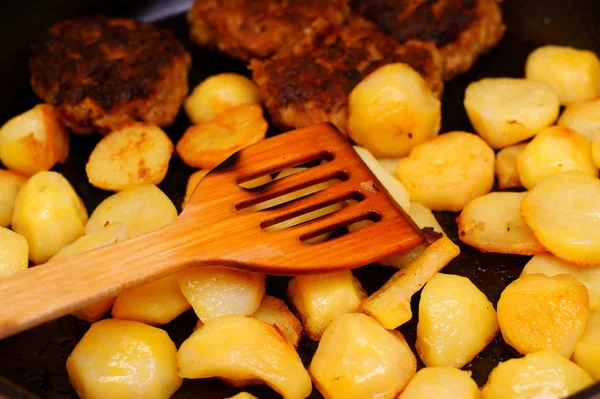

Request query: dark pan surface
[{"left": 1, "top": 0, "right": 600, "bottom": 398}]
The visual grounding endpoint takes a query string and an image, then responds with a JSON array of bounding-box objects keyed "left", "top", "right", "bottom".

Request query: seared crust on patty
[
  {"left": 352, "top": 0, "right": 505, "bottom": 80},
  {"left": 29, "top": 16, "right": 191, "bottom": 134},
  {"left": 187, "top": 0, "right": 351, "bottom": 61},
  {"left": 250, "top": 16, "right": 443, "bottom": 133}
]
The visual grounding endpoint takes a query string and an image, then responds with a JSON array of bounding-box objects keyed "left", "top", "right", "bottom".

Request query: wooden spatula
[{"left": 0, "top": 123, "right": 423, "bottom": 339}]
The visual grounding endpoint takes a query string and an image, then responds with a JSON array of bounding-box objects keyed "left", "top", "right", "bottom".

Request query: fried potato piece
[
  {"left": 516, "top": 126, "right": 598, "bottom": 189},
  {"left": 112, "top": 276, "right": 191, "bottom": 325},
  {"left": 86, "top": 123, "right": 173, "bottom": 191},
  {"left": 377, "top": 157, "right": 401, "bottom": 176},
  {"left": 184, "top": 73, "right": 261, "bottom": 124},
  {"left": 0, "top": 227, "right": 28, "bottom": 277},
  {"left": 0, "top": 170, "right": 27, "bottom": 227},
  {"left": 225, "top": 393, "right": 258, "bottom": 399},
  {"left": 287, "top": 270, "right": 366, "bottom": 341},
  {"left": 481, "top": 349, "right": 593, "bottom": 399},
  {"left": 464, "top": 78, "right": 559, "bottom": 149},
  {"left": 177, "top": 267, "right": 265, "bottom": 323},
  {"left": 417, "top": 273, "right": 499, "bottom": 368},
  {"left": 176, "top": 104, "right": 267, "bottom": 169},
  {"left": 495, "top": 144, "right": 526, "bottom": 189},
  {"left": 396, "top": 132, "right": 495, "bottom": 212},
  {"left": 498, "top": 274, "right": 589, "bottom": 357},
  {"left": 457, "top": 192, "right": 544, "bottom": 255},
  {"left": 522, "top": 254, "right": 600, "bottom": 311},
  {"left": 178, "top": 315, "right": 312, "bottom": 399},
  {"left": 572, "top": 310, "right": 600, "bottom": 380},
  {"left": 521, "top": 171, "right": 600, "bottom": 265},
  {"left": 309, "top": 313, "right": 416, "bottom": 399},
  {"left": 593, "top": 134, "right": 600, "bottom": 169},
  {"left": 399, "top": 367, "right": 480, "bottom": 399},
  {"left": 182, "top": 170, "right": 209, "bottom": 209},
  {"left": 0, "top": 104, "right": 69, "bottom": 176},
  {"left": 526, "top": 45, "right": 600, "bottom": 105},
  {"left": 12, "top": 171, "right": 88, "bottom": 264},
  {"left": 67, "top": 319, "right": 182, "bottom": 399},
  {"left": 253, "top": 295, "right": 302, "bottom": 348},
  {"left": 362, "top": 237, "right": 460, "bottom": 329},
  {"left": 348, "top": 63, "right": 441, "bottom": 158},
  {"left": 558, "top": 98, "right": 600, "bottom": 140},
  {"left": 86, "top": 184, "right": 177, "bottom": 238}
]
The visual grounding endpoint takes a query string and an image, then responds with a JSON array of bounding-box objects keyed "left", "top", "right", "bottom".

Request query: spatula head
[{"left": 183, "top": 123, "right": 424, "bottom": 274}]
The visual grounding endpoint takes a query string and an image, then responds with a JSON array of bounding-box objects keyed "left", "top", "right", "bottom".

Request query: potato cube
[
  {"left": 348, "top": 63, "right": 441, "bottom": 157},
  {"left": 0, "top": 227, "right": 28, "bottom": 277},
  {"left": 67, "top": 319, "right": 182, "bottom": 399},
  {"left": 497, "top": 274, "right": 589, "bottom": 357},
  {"left": 464, "top": 78, "right": 559, "bottom": 149},
  {"left": 287, "top": 270, "right": 366, "bottom": 341},
  {"left": 572, "top": 310, "right": 600, "bottom": 380},
  {"left": 516, "top": 126, "right": 597, "bottom": 189},
  {"left": 399, "top": 367, "right": 480, "bottom": 399},
  {"left": 558, "top": 98, "right": 600, "bottom": 140},
  {"left": 252, "top": 295, "right": 302, "bottom": 347},
  {"left": 86, "top": 184, "right": 177, "bottom": 238},
  {"left": 495, "top": 144, "right": 526, "bottom": 189},
  {"left": 182, "top": 170, "right": 209, "bottom": 209},
  {"left": 526, "top": 45, "right": 600, "bottom": 105},
  {"left": 0, "top": 169, "right": 27, "bottom": 227},
  {"left": 309, "top": 313, "right": 416, "bottom": 399},
  {"left": 178, "top": 315, "right": 311, "bottom": 399},
  {"left": 481, "top": 349, "right": 593, "bottom": 399},
  {"left": 184, "top": 73, "right": 261, "bottom": 124},
  {"left": 86, "top": 123, "right": 173, "bottom": 191},
  {"left": 396, "top": 132, "right": 495, "bottom": 212},
  {"left": 177, "top": 267, "right": 265, "bottom": 323},
  {"left": 12, "top": 171, "right": 88, "bottom": 264},
  {"left": 416, "top": 273, "right": 499, "bottom": 368},
  {"left": 0, "top": 104, "right": 69, "bottom": 176},
  {"left": 362, "top": 237, "right": 460, "bottom": 329},
  {"left": 457, "top": 192, "right": 544, "bottom": 255}
]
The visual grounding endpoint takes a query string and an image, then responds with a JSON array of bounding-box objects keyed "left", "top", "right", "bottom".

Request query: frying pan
[{"left": 0, "top": 0, "right": 599, "bottom": 398}]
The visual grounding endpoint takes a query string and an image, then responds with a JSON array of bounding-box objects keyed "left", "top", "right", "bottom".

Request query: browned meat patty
[
  {"left": 352, "top": 0, "right": 505, "bottom": 80},
  {"left": 29, "top": 16, "right": 191, "bottom": 134},
  {"left": 250, "top": 16, "right": 443, "bottom": 133},
  {"left": 187, "top": 0, "right": 351, "bottom": 61}
]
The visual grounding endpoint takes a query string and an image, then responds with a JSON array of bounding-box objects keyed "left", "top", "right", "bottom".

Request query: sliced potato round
[
  {"left": 526, "top": 45, "right": 600, "bottom": 105},
  {"left": 0, "top": 227, "right": 28, "bottom": 277},
  {"left": 495, "top": 144, "right": 526, "bottom": 189},
  {"left": 516, "top": 126, "right": 598, "bottom": 189},
  {"left": 399, "top": 367, "right": 480, "bottom": 399},
  {"left": 396, "top": 132, "right": 495, "bottom": 212},
  {"left": 348, "top": 63, "right": 441, "bottom": 158},
  {"left": 0, "top": 169, "right": 27, "bottom": 227},
  {"left": 521, "top": 171, "right": 600, "bottom": 265},
  {"left": 558, "top": 98, "right": 600, "bottom": 140},
  {"left": 464, "top": 78, "right": 559, "bottom": 149},
  {"left": 457, "top": 192, "right": 544, "bottom": 255},
  {"left": 572, "top": 309, "right": 600, "bottom": 380},
  {"left": 182, "top": 170, "right": 209, "bottom": 209}
]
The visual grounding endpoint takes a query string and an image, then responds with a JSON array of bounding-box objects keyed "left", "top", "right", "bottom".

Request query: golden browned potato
[
  {"left": 457, "top": 192, "right": 544, "bottom": 255},
  {"left": 464, "top": 78, "right": 559, "bottom": 149},
  {"left": 309, "top": 313, "right": 416, "bottom": 399},
  {"left": 225, "top": 393, "right": 259, "bottom": 399},
  {"left": 177, "top": 267, "right": 265, "bottom": 323},
  {"left": 178, "top": 315, "right": 312, "bottom": 399},
  {"left": 182, "top": 170, "right": 209, "bottom": 209},
  {"left": 86, "top": 123, "right": 173, "bottom": 191},
  {"left": 86, "top": 184, "right": 177, "bottom": 238},
  {"left": 362, "top": 237, "right": 460, "bottom": 329},
  {"left": 396, "top": 132, "right": 495, "bottom": 212},
  {"left": 521, "top": 171, "right": 600, "bottom": 265},
  {"left": 522, "top": 254, "right": 600, "bottom": 311},
  {"left": 112, "top": 275, "right": 191, "bottom": 325},
  {"left": 184, "top": 73, "right": 261, "bottom": 124},
  {"left": 516, "top": 126, "right": 598, "bottom": 189},
  {"left": 12, "top": 171, "right": 88, "bottom": 264},
  {"left": 252, "top": 295, "right": 302, "bottom": 347},
  {"left": 558, "top": 98, "right": 600, "bottom": 140},
  {"left": 572, "top": 309, "right": 600, "bottom": 380},
  {"left": 377, "top": 157, "right": 401, "bottom": 176},
  {"left": 348, "top": 63, "right": 441, "bottom": 158},
  {"left": 287, "top": 270, "right": 366, "bottom": 341},
  {"left": 0, "top": 169, "right": 27, "bottom": 227},
  {"left": 593, "top": 134, "right": 600, "bottom": 169},
  {"left": 481, "top": 349, "right": 593, "bottom": 399},
  {"left": 526, "top": 45, "right": 600, "bottom": 105},
  {"left": 0, "top": 104, "right": 69, "bottom": 176},
  {"left": 495, "top": 144, "right": 526, "bottom": 189},
  {"left": 399, "top": 367, "right": 480, "bottom": 399},
  {"left": 497, "top": 274, "right": 589, "bottom": 357},
  {"left": 0, "top": 227, "right": 28, "bottom": 277},
  {"left": 67, "top": 319, "right": 182, "bottom": 399},
  {"left": 177, "top": 104, "right": 267, "bottom": 169},
  {"left": 416, "top": 273, "right": 499, "bottom": 368}
]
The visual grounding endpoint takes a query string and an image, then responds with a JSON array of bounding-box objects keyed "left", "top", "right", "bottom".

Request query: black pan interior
[{"left": 0, "top": 0, "right": 599, "bottom": 398}]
